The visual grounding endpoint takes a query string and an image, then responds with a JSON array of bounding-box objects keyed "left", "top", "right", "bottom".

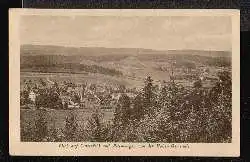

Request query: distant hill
[
  {"left": 21, "top": 44, "right": 231, "bottom": 58},
  {"left": 20, "top": 44, "right": 231, "bottom": 78}
]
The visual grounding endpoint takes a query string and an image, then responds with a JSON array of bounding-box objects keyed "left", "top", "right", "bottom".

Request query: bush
[{"left": 64, "top": 113, "right": 78, "bottom": 141}]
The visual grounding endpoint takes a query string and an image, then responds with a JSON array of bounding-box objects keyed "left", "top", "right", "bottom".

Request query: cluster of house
[
  {"left": 22, "top": 78, "right": 138, "bottom": 110},
  {"left": 21, "top": 67, "right": 215, "bottom": 110}
]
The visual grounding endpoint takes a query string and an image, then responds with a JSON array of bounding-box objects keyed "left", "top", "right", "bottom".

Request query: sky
[{"left": 20, "top": 15, "right": 232, "bottom": 51}]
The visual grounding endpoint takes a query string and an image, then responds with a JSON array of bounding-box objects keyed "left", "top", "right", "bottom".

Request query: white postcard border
[{"left": 9, "top": 9, "right": 240, "bottom": 157}]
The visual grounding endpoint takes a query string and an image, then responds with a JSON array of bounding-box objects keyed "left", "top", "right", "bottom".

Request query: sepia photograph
[{"left": 9, "top": 9, "right": 240, "bottom": 156}]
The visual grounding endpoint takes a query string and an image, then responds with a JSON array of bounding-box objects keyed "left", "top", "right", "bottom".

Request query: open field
[{"left": 21, "top": 109, "right": 114, "bottom": 130}]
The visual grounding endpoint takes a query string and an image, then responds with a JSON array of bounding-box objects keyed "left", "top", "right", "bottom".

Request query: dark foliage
[
  {"left": 64, "top": 113, "right": 78, "bottom": 141},
  {"left": 21, "top": 70, "right": 231, "bottom": 143},
  {"left": 35, "top": 90, "right": 62, "bottom": 109},
  {"left": 21, "top": 56, "right": 123, "bottom": 76}
]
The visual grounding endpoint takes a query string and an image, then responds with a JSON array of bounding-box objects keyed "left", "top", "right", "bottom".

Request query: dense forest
[{"left": 21, "top": 55, "right": 123, "bottom": 77}]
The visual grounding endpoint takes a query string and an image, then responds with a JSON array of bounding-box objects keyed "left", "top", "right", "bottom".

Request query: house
[
  {"left": 28, "top": 90, "right": 36, "bottom": 103},
  {"left": 111, "top": 93, "right": 122, "bottom": 100},
  {"left": 60, "top": 95, "right": 80, "bottom": 109},
  {"left": 111, "top": 92, "right": 137, "bottom": 101},
  {"left": 125, "top": 92, "right": 137, "bottom": 98},
  {"left": 66, "top": 87, "right": 74, "bottom": 93},
  {"left": 68, "top": 101, "right": 80, "bottom": 109}
]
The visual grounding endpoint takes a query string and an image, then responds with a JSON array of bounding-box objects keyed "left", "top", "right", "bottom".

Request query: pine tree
[
  {"left": 64, "top": 113, "right": 78, "bottom": 141},
  {"left": 132, "top": 93, "right": 144, "bottom": 120},
  {"left": 114, "top": 93, "right": 131, "bottom": 125},
  {"left": 204, "top": 70, "right": 232, "bottom": 142},
  {"left": 159, "top": 85, "right": 168, "bottom": 107},
  {"left": 142, "top": 76, "right": 155, "bottom": 115}
]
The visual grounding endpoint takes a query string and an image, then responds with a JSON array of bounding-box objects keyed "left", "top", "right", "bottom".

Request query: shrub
[{"left": 64, "top": 112, "right": 78, "bottom": 141}]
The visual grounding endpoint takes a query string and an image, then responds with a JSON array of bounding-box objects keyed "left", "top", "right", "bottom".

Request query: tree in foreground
[
  {"left": 114, "top": 93, "right": 131, "bottom": 126},
  {"left": 142, "top": 76, "right": 156, "bottom": 115},
  {"left": 64, "top": 113, "right": 78, "bottom": 141}
]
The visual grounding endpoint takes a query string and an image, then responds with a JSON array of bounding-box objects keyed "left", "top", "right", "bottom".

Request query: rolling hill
[
  {"left": 20, "top": 44, "right": 232, "bottom": 87},
  {"left": 21, "top": 44, "right": 231, "bottom": 58}
]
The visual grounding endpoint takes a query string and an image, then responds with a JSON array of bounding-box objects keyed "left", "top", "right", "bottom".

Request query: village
[
  {"left": 20, "top": 67, "right": 219, "bottom": 111},
  {"left": 20, "top": 77, "right": 140, "bottom": 111}
]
